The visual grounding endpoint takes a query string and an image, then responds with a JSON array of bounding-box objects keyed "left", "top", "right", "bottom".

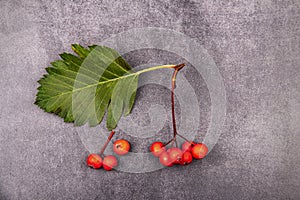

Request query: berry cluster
[
  {"left": 150, "top": 141, "right": 208, "bottom": 167},
  {"left": 147, "top": 63, "right": 209, "bottom": 167},
  {"left": 86, "top": 131, "right": 131, "bottom": 171}
]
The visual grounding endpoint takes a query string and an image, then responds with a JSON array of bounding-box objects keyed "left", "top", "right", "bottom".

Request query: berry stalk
[
  {"left": 100, "top": 130, "right": 115, "bottom": 156},
  {"left": 176, "top": 133, "right": 196, "bottom": 145},
  {"left": 170, "top": 63, "right": 185, "bottom": 147}
]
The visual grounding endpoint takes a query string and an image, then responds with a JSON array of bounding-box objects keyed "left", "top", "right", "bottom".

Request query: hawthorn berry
[
  {"left": 180, "top": 151, "right": 193, "bottom": 165},
  {"left": 103, "top": 155, "right": 118, "bottom": 171},
  {"left": 181, "top": 141, "right": 195, "bottom": 152},
  {"left": 113, "top": 139, "right": 131, "bottom": 155},
  {"left": 150, "top": 141, "right": 166, "bottom": 157},
  {"left": 159, "top": 151, "right": 173, "bottom": 167},
  {"left": 191, "top": 143, "right": 208, "bottom": 159},
  {"left": 167, "top": 147, "right": 183, "bottom": 164},
  {"left": 87, "top": 154, "right": 102, "bottom": 169}
]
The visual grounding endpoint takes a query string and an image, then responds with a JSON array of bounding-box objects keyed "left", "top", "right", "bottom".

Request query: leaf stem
[
  {"left": 135, "top": 64, "right": 177, "bottom": 75},
  {"left": 100, "top": 130, "right": 115, "bottom": 156}
]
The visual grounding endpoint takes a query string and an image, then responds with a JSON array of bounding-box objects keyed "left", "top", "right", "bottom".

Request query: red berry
[
  {"left": 113, "top": 139, "right": 130, "bottom": 155},
  {"left": 167, "top": 147, "right": 183, "bottom": 164},
  {"left": 103, "top": 155, "right": 118, "bottom": 171},
  {"left": 181, "top": 141, "right": 195, "bottom": 152},
  {"left": 150, "top": 141, "right": 166, "bottom": 157},
  {"left": 191, "top": 143, "right": 208, "bottom": 159},
  {"left": 87, "top": 154, "right": 102, "bottom": 169},
  {"left": 180, "top": 151, "right": 193, "bottom": 165},
  {"left": 159, "top": 151, "right": 173, "bottom": 167}
]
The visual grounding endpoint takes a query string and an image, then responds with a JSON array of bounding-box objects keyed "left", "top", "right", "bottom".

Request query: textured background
[{"left": 0, "top": 0, "right": 300, "bottom": 199}]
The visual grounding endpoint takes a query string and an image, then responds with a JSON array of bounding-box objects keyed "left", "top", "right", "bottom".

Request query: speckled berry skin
[
  {"left": 150, "top": 141, "right": 166, "bottom": 157},
  {"left": 87, "top": 154, "right": 102, "bottom": 169},
  {"left": 103, "top": 155, "right": 118, "bottom": 171},
  {"left": 113, "top": 139, "right": 131, "bottom": 155},
  {"left": 191, "top": 143, "right": 208, "bottom": 159}
]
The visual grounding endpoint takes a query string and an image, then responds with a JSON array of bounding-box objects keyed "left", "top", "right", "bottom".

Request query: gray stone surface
[{"left": 0, "top": 0, "right": 300, "bottom": 199}]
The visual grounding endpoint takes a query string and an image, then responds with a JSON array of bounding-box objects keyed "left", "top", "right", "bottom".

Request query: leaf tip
[{"left": 71, "top": 44, "right": 79, "bottom": 51}]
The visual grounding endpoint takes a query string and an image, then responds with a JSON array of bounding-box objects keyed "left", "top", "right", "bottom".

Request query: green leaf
[
  {"left": 35, "top": 44, "right": 136, "bottom": 130},
  {"left": 35, "top": 44, "right": 176, "bottom": 130}
]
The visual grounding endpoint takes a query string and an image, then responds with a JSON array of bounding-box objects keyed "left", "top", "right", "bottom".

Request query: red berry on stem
[
  {"left": 87, "top": 154, "right": 102, "bottom": 169},
  {"left": 180, "top": 151, "right": 193, "bottom": 165},
  {"left": 103, "top": 155, "right": 118, "bottom": 171},
  {"left": 159, "top": 151, "right": 173, "bottom": 167},
  {"left": 150, "top": 141, "right": 166, "bottom": 157},
  {"left": 181, "top": 141, "right": 194, "bottom": 152},
  {"left": 191, "top": 143, "right": 208, "bottom": 159},
  {"left": 167, "top": 147, "right": 183, "bottom": 164},
  {"left": 113, "top": 139, "right": 130, "bottom": 155}
]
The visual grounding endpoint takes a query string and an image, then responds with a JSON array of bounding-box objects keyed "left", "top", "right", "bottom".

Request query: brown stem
[
  {"left": 163, "top": 138, "right": 174, "bottom": 147},
  {"left": 100, "top": 130, "right": 115, "bottom": 156},
  {"left": 176, "top": 133, "right": 196, "bottom": 145},
  {"left": 164, "top": 133, "right": 195, "bottom": 148},
  {"left": 171, "top": 63, "right": 185, "bottom": 147}
]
